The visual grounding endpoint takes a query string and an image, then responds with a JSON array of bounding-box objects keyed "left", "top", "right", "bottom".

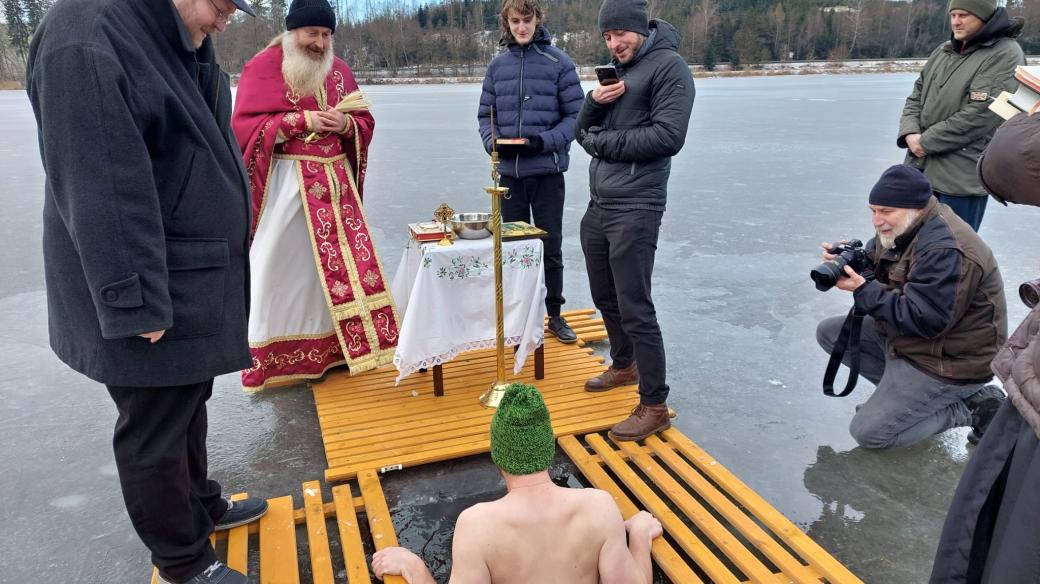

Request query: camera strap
[{"left": 823, "top": 307, "right": 865, "bottom": 397}]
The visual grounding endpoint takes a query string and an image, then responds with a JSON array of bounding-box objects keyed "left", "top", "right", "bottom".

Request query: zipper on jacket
[
  {"left": 554, "top": 152, "right": 560, "bottom": 173},
  {"left": 630, "top": 161, "right": 636, "bottom": 175},
  {"left": 516, "top": 46, "right": 527, "bottom": 177}
]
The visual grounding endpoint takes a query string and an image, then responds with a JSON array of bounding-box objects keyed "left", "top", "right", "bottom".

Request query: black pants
[
  {"left": 580, "top": 200, "right": 669, "bottom": 405},
  {"left": 106, "top": 380, "right": 225, "bottom": 582},
  {"left": 501, "top": 173, "right": 566, "bottom": 317}
]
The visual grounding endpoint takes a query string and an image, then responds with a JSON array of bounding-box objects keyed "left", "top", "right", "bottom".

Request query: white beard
[
  {"left": 281, "top": 33, "right": 333, "bottom": 97},
  {"left": 878, "top": 209, "right": 920, "bottom": 249}
]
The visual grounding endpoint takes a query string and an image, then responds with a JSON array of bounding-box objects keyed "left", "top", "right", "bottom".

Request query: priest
[{"left": 233, "top": 0, "right": 399, "bottom": 390}]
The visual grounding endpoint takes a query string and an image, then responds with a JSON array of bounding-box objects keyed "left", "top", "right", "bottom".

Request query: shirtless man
[{"left": 371, "top": 383, "right": 662, "bottom": 584}]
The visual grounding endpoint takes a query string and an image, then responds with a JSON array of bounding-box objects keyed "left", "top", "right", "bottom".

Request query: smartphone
[{"left": 595, "top": 65, "right": 620, "bottom": 86}]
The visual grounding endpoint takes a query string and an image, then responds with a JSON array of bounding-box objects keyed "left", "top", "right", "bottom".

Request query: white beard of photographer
[{"left": 878, "top": 209, "right": 920, "bottom": 250}]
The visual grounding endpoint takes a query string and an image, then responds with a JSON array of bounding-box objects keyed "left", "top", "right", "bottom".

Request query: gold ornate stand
[{"left": 479, "top": 144, "right": 511, "bottom": 408}]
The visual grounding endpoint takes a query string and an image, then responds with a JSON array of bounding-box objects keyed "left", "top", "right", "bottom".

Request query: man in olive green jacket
[{"left": 898, "top": 0, "right": 1025, "bottom": 231}]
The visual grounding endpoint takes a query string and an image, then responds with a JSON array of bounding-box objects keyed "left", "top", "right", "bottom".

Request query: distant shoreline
[{"left": 2, "top": 56, "right": 1036, "bottom": 89}]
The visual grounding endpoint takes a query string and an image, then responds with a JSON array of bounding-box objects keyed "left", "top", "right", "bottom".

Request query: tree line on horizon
[{"left": 0, "top": 0, "right": 1036, "bottom": 81}]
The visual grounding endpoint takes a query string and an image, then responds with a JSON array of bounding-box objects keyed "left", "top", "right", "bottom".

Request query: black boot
[
  {"left": 964, "top": 385, "right": 1006, "bottom": 445},
  {"left": 547, "top": 315, "right": 577, "bottom": 344}
]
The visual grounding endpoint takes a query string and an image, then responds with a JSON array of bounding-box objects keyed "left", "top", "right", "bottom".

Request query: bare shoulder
[
  {"left": 454, "top": 502, "right": 496, "bottom": 536},
  {"left": 577, "top": 488, "right": 625, "bottom": 526}
]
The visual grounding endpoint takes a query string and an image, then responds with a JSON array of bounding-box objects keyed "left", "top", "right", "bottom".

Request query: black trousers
[
  {"left": 580, "top": 200, "right": 669, "bottom": 405},
  {"left": 500, "top": 173, "right": 566, "bottom": 317},
  {"left": 106, "top": 380, "right": 226, "bottom": 582}
]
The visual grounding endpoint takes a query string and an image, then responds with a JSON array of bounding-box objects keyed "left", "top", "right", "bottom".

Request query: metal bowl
[{"left": 450, "top": 213, "right": 492, "bottom": 239}]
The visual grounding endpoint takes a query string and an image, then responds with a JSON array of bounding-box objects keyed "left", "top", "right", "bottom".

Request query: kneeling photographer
[{"left": 815, "top": 164, "right": 1008, "bottom": 449}]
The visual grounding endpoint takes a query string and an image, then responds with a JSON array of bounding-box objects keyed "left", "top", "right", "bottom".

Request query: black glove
[{"left": 520, "top": 135, "right": 544, "bottom": 156}]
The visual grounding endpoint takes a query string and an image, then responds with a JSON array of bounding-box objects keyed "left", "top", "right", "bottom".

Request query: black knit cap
[
  {"left": 598, "top": 0, "right": 649, "bottom": 36},
  {"left": 868, "top": 165, "right": 933, "bottom": 209},
  {"left": 286, "top": 0, "right": 336, "bottom": 33}
]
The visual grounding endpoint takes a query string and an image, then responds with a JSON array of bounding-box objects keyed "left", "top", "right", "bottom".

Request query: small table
[{"left": 390, "top": 236, "right": 547, "bottom": 393}]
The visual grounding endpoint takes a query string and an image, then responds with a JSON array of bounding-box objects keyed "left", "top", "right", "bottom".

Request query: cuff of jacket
[{"left": 852, "top": 280, "right": 883, "bottom": 313}]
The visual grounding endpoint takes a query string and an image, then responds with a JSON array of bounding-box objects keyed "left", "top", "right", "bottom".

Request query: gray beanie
[{"left": 598, "top": 0, "right": 649, "bottom": 36}]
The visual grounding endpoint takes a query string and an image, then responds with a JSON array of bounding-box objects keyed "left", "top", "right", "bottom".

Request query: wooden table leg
[
  {"left": 434, "top": 364, "right": 444, "bottom": 397},
  {"left": 535, "top": 345, "right": 544, "bottom": 380}
]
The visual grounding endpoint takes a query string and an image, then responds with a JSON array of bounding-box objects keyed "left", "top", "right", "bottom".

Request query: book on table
[
  {"left": 408, "top": 221, "right": 452, "bottom": 242},
  {"left": 501, "top": 221, "right": 548, "bottom": 240}
]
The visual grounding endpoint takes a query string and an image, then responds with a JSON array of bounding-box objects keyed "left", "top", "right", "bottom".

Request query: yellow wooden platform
[
  {"left": 561, "top": 429, "right": 863, "bottom": 584},
  {"left": 312, "top": 309, "right": 637, "bottom": 482},
  {"left": 163, "top": 308, "right": 859, "bottom": 583},
  {"left": 150, "top": 475, "right": 406, "bottom": 584}
]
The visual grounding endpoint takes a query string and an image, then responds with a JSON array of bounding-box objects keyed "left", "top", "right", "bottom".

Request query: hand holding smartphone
[{"left": 595, "top": 65, "right": 620, "bottom": 86}]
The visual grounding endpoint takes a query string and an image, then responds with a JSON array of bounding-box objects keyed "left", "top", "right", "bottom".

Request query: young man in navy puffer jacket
[{"left": 478, "top": 0, "right": 585, "bottom": 343}]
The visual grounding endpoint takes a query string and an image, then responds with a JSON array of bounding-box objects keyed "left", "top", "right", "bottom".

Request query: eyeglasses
[{"left": 206, "top": 0, "right": 230, "bottom": 24}]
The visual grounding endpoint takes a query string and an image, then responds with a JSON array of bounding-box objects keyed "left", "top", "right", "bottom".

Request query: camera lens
[
  {"left": 1020, "top": 278, "right": 1040, "bottom": 308},
  {"left": 811, "top": 259, "right": 846, "bottom": 292}
]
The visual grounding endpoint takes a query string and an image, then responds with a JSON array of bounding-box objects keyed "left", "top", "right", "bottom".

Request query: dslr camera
[{"left": 811, "top": 240, "right": 869, "bottom": 292}]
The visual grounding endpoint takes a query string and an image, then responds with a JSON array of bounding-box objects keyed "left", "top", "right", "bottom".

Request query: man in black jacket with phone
[{"left": 577, "top": 0, "right": 695, "bottom": 441}]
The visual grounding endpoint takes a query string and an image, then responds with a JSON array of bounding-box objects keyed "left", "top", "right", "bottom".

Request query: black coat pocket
[{"left": 164, "top": 237, "right": 229, "bottom": 339}]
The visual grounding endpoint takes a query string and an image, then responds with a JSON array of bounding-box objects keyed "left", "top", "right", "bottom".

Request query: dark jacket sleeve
[
  {"left": 576, "top": 91, "right": 609, "bottom": 153},
  {"left": 29, "top": 44, "right": 172, "bottom": 339},
  {"left": 477, "top": 64, "right": 497, "bottom": 155},
  {"left": 853, "top": 247, "right": 968, "bottom": 338},
  {"left": 537, "top": 58, "right": 583, "bottom": 154},
  {"left": 583, "top": 56, "right": 694, "bottom": 162}
]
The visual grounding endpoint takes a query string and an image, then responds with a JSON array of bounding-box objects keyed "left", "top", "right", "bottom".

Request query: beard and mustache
[
  {"left": 877, "top": 209, "right": 920, "bottom": 249},
  {"left": 280, "top": 32, "right": 333, "bottom": 97}
]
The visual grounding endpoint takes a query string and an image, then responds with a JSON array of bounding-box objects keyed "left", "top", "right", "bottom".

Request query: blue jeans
[
  {"left": 935, "top": 192, "right": 988, "bottom": 232},
  {"left": 816, "top": 314, "right": 981, "bottom": 448}
]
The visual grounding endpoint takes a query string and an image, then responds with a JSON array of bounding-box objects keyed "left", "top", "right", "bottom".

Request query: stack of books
[
  {"left": 990, "top": 65, "right": 1040, "bottom": 120},
  {"left": 408, "top": 221, "right": 451, "bottom": 242}
]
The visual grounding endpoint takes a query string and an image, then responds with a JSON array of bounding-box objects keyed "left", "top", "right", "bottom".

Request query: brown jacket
[
  {"left": 854, "top": 198, "right": 1008, "bottom": 382},
  {"left": 992, "top": 306, "right": 1040, "bottom": 437}
]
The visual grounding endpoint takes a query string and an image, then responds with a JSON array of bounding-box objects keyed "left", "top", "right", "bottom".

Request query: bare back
[{"left": 448, "top": 485, "right": 623, "bottom": 584}]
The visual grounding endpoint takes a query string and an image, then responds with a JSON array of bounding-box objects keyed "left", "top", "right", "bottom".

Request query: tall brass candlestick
[{"left": 479, "top": 109, "right": 511, "bottom": 409}]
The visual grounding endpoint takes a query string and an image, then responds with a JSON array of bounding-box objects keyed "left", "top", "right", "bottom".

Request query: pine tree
[{"left": 2, "top": 0, "right": 30, "bottom": 57}]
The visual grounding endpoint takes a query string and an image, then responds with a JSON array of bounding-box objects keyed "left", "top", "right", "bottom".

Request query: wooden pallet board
[
  {"left": 149, "top": 478, "right": 406, "bottom": 584},
  {"left": 560, "top": 429, "right": 863, "bottom": 584},
  {"left": 313, "top": 309, "right": 635, "bottom": 482}
]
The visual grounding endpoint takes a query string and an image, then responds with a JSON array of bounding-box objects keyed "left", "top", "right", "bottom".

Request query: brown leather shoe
[
  {"left": 584, "top": 362, "right": 639, "bottom": 392},
  {"left": 609, "top": 403, "right": 670, "bottom": 441}
]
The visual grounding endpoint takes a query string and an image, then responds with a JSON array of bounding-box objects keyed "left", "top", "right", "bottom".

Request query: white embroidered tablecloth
[{"left": 390, "top": 237, "right": 547, "bottom": 384}]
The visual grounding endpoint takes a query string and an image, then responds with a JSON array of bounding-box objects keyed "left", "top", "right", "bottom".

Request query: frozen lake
[{"left": 3, "top": 74, "right": 1040, "bottom": 583}]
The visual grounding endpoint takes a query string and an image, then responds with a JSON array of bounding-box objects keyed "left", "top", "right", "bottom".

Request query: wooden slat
[
  {"left": 259, "top": 496, "right": 300, "bottom": 584},
  {"left": 333, "top": 484, "right": 372, "bottom": 584},
  {"left": 302, "top": 481, "right": 335, "bottom": 584},
  {"left": 586, "top": 434, "right": 742, "bottom": 584},
  {"left": 358, "top": 470, "right": 407, "bottom": 584},
  {"left": 558, "top": 435, "right": 704, "bottom": 584},
  {"left": 226, "top": 492, "right": 250, "bottom": 575},
  {"left": 612, "top": 440, "right": 784, "bottom": 583},
  {"left": 640, "top": 438, "right": 821, "bottom": 583},
  {"left": 658, "top": 430, "right": 863, "bottom": 584}
]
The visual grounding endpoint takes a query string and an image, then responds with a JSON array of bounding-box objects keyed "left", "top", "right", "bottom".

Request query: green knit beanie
[
  {"left": 948, "top": 0, "right": 996, "bottom": 21},
  {"left": 489, "top": 383, "right": 555, "bottom": 475}
]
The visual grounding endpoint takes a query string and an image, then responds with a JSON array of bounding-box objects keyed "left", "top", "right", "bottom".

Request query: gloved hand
[{"left": 519, "top": 135, "right": 544, "bottom": 156}]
